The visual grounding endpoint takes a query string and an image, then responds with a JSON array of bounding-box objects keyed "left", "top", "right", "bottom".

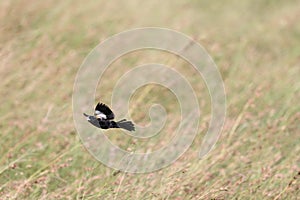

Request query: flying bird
[{"left": 83, "top": 102, "right": 135, "bottom": 131}]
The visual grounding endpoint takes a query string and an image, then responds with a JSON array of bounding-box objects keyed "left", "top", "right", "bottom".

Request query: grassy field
[{"left": 1, "top": 0, "right": 300, "bottom": 199}]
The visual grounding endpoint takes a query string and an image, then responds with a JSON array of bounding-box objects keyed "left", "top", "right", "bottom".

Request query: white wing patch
[
  {"left": 95, "top": 110, "right": 100, "bottom": 115},
  {"left": 95, "top": 110, "right": 107, "bottom": 120}
]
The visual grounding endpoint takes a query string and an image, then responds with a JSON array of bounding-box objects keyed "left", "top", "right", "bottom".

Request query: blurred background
[{"left": 0, "top": 0, "right": 299, "bottom": 199}]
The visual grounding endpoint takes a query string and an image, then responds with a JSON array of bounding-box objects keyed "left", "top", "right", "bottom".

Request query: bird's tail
[{"left": 114, "top": 119, "right": 135, "bottom": 131}]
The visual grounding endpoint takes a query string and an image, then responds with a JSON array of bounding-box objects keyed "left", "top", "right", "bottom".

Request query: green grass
[{"left": 0, "top": 0, "right": 299, "bottom": 199}]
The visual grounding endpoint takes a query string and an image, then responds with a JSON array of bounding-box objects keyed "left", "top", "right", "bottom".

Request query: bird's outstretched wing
[{"left": 95, "top": 103, "right": 115, "bottom": 120}]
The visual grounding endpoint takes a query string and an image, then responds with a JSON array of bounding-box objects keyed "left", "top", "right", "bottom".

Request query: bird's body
[
  {"left": 84, "top": 102, "right": 135, "bottom": 131},
  {"left": 98, "top": 119, "right": 118, "bottom": 129}
]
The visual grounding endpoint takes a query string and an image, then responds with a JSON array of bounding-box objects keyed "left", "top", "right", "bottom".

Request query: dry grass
[{"left": 0, "top": 0, "right": 300, "bottom": 199}]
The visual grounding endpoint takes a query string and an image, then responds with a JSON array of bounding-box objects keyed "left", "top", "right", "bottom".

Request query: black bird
[{"left": 83, "top": 103, "right": 135, "bottom": 131}]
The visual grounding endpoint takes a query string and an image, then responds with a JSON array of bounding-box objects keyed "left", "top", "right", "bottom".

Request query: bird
[{"left": 83, "top": 102, "right": 135, "bottom": 131}]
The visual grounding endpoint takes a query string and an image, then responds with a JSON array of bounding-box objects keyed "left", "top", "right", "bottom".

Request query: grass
[{"left": 0, "top": 0, "right": 299, "bottom": 199}]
